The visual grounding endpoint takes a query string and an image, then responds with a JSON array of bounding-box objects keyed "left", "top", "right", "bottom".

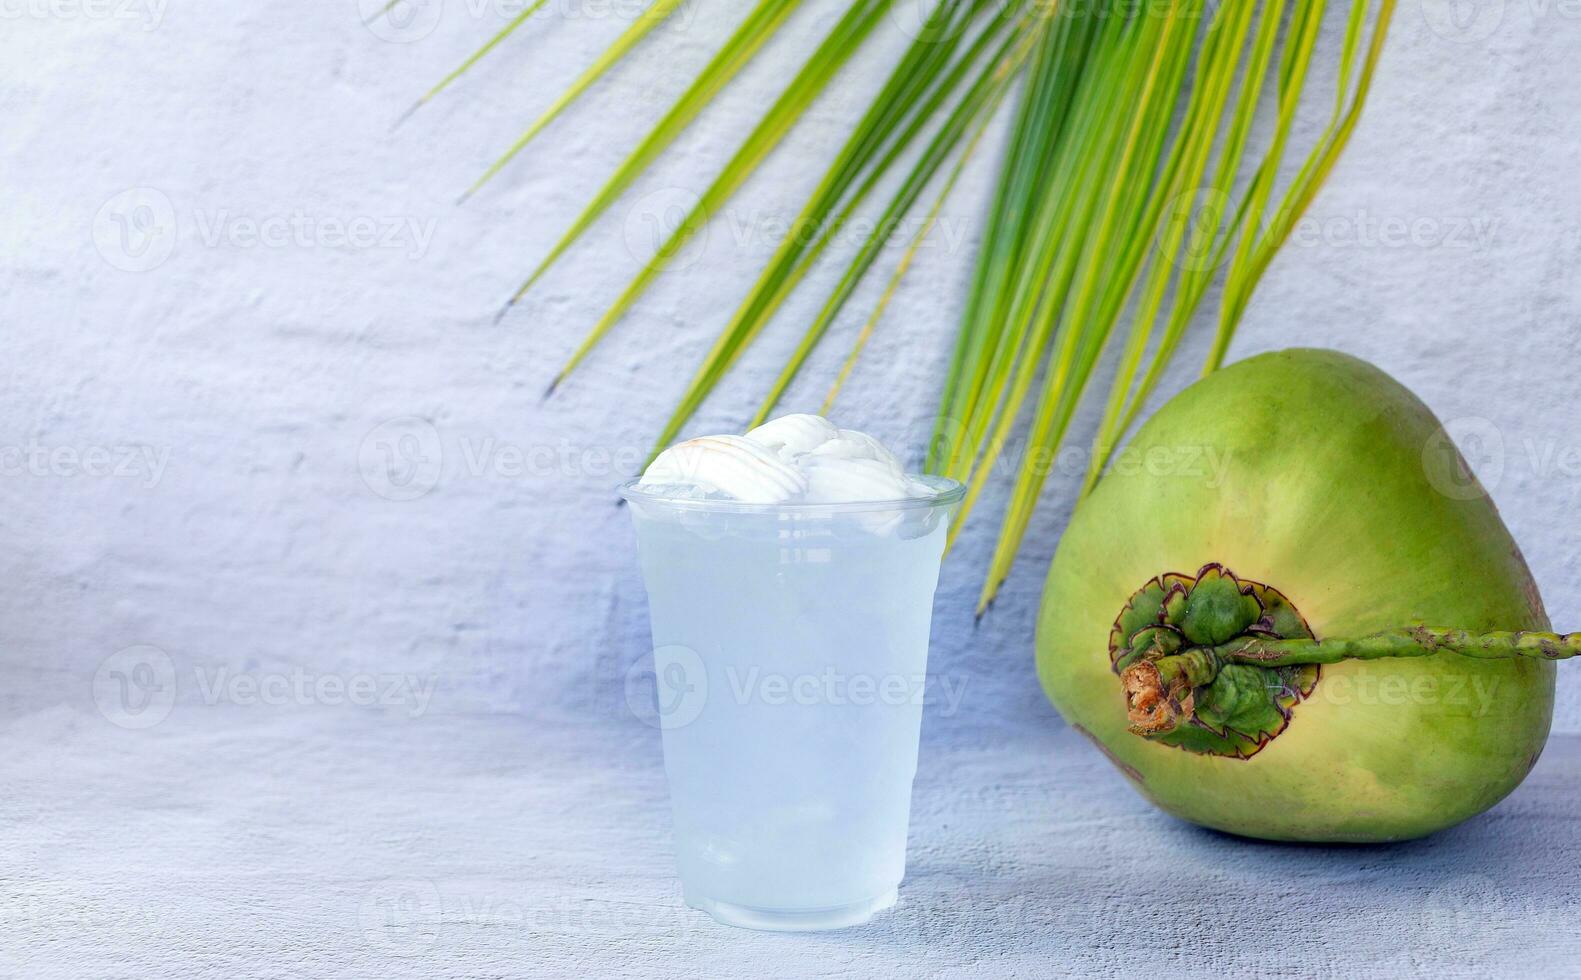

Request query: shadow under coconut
[{"left": 838, "top": 734, "right": 1581, "bottom": 972}]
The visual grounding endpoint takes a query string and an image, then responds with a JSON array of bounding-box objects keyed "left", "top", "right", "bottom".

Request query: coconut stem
[
  {"left": 1121, "top": 648, "right": 1220, "bottom": 736},
  {"left": 1215, "top": 628, "right": 1581, "bottom": 666},
  {"left": 1120, "top": 628, "right": 1579, "bottom": 736}
]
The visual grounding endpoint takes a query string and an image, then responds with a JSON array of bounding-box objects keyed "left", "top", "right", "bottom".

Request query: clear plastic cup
[{"left": 620, "top": 476, "right": 964, "bottom": 931}]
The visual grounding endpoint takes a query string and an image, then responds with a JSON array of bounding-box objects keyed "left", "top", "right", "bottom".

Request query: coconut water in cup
[{"left": 620, "top": 415, "right": 962, "bottom": 931}]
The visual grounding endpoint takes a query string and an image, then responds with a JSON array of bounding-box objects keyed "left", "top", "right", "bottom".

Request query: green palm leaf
[
  {"left": 426, "top": 0, "right": 1398, "bottom": 608},
  {"left": 544, "top": 0, "right": 900, "bottom": 386},
  {"left": 395, "top": 0, "right": 550, "bottom": 127},
  {"left": 462, "top": 0, "right": 695, "bottom": 204},
  {"left": 496, "top": 0, "right": 808, "bottom": 312}
]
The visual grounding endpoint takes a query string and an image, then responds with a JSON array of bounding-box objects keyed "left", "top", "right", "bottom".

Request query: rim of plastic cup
[{"left": 617, "top": 474, "right": 965, "bottom": 515}]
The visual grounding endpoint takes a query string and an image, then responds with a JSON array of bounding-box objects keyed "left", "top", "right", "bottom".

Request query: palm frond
[
  {"left": 496, "top": 0, "right": 808, "bottom": 311},
  {"left": 542, "top": 0, "right": 898, "bottom": 382},
  {"left": 426, "top": 0, "right": 1397, "bottom": 608},
  {"left": 462, "top": 0, "right": 696, "bottom": 204},
  {"left": 822, "top": 70, "right": 1008, "bottom": 415},
  {"left": 747, "top": 19, "right": 1038, "bottom": 430},
  {"left": 396, "top": 0, "right": 550, "bottom": 127},
  {"left": 1083, "top": 0, "right": 1396, "bottom": 495}
]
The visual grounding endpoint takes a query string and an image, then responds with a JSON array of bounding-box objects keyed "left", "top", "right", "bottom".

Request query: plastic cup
[{"left": 620, "top": 476, "right": 964, "bottom": 931}]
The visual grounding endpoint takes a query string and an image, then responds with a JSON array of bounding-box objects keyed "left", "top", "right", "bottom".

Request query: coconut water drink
[{"left": 622, "top": 415, "right": 963, "bottom": 930}]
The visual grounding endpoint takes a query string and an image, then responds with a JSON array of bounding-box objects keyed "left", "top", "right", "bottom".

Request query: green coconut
[{"left": 1036, "top": 348, "right": 1575, "bottom": 842}]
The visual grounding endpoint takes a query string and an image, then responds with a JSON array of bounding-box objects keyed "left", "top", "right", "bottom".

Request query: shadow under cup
[{"left": 621, "top": 476, "right": 964, "bottom": 931}]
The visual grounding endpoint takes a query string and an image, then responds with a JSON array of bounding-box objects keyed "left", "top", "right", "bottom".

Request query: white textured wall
[{"left": 3, "top": 0, "right": 1579, "bottom": 738}]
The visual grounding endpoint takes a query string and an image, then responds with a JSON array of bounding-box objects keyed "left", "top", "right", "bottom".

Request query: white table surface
[{"left": 8, "top": 706, "right": 1580, "bottom": 978}]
